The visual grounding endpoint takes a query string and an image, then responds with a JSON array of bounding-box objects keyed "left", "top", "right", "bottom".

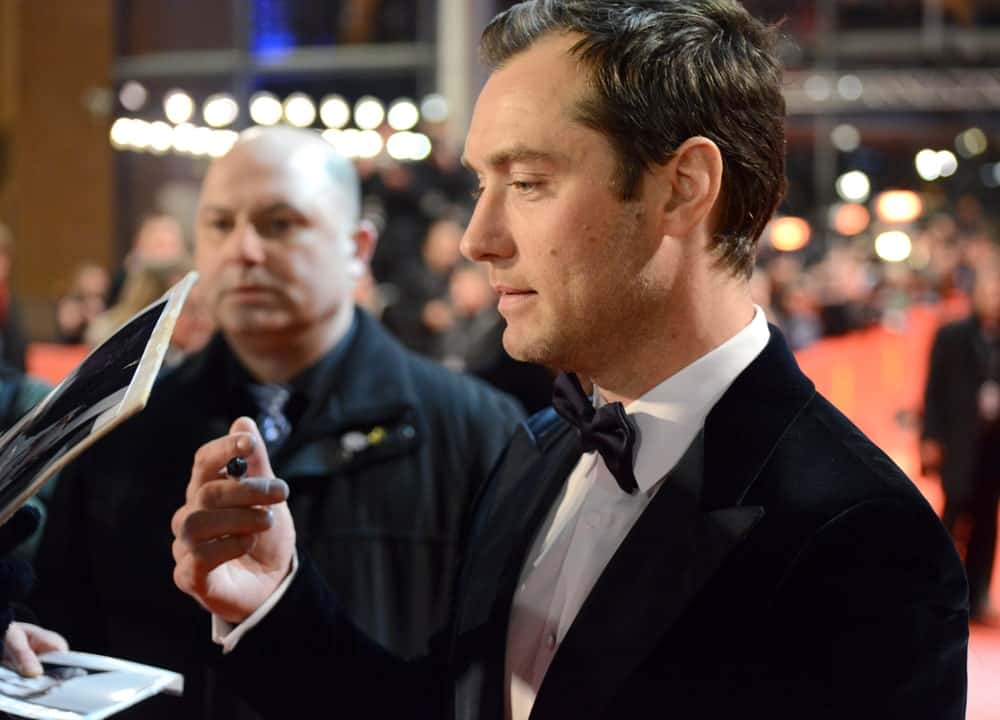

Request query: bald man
[{"left": 30, "top": 127, "right": 523, "bottom": 720}]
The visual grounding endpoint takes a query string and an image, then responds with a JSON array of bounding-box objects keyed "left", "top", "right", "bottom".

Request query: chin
[{"left": 502, "top": 327, "right": 558, "bottom": 368}]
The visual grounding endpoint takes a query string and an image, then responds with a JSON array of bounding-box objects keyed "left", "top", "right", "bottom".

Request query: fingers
[
  {"left": 172, "top": 476, "right": 288, "bottom": 537},
  {"left": 187, "top": 417, "right": 275, "bottom": 503},
  {"left": 19, "top": 622, "right": 69, "bottom": 654},
  {"left": 200, "top": 476, "right": 289, "bottom": 509},
  {"left": 182, "top": 507, "right": 275, "bottom": 544},
  {"left": 187, "top": 432, "right": 255, "bottom": 503},
  {"left": 3, "top": 623, "right": 45, "bottom": 677},
  {"left": 173, "top": 536, "right": 256, "bottom": 595},
  {"left": 229, "top": 417, "right": 274, "bottom": 479}
]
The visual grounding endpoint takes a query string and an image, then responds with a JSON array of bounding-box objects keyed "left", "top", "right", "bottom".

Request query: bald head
[{"left": 208, "top": 126, "right": 361, "bottom": 229}]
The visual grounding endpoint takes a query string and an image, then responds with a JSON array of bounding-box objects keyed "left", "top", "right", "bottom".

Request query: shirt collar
[
  {"left": 595, "top": 306, "right": 770, "bottom": 494},
  {"left": 222, "top": 311, "right": 359, "bottom": 419}
]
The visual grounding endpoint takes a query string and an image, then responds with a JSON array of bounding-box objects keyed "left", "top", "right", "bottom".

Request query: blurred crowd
[
  {"left": 4, "top": 134, "right": 999, "bottom": 414},
  {"left": 754, "top": 202, "right": 998, "bottom": 351}
]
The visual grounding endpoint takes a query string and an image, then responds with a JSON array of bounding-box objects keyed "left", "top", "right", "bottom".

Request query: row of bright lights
[
  {"left": 111, "top": 118, "right": 239, "bottom": 157},
  {"left": 834, "top": 138, "right": 990, "bottom": 213},
  {"left": 828, "top": 124, "right": 991, "bottom": 161},
  {"left": 836, "top": 147, "right": 987, "bottom": 207},
  {"left": 110, "top": 117, "right": 433, "bottom": 162},
  {"left": 120, "top": 81, "right": 448, "bottom": 132},
  {"left": 836, "top": 174, "right": 936, "bottom": 218},
  {"left": 771, "top": 213, "right": 914, "bottom": 264},
  {"left": 770, "top": 186, "right": 925, "bottom": 262}
]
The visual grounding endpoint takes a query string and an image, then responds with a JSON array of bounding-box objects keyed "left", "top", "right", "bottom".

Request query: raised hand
[{"left": 171, "top": 417, "right": 295, "bottom": 623}]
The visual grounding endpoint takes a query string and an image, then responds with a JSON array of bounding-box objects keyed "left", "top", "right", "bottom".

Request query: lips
[
  {"left": 492, "top": 283, "right": 533, "bottom": 297},
  {"left": 224, "top": 285, "right": 278, "bottom": 300},
  {"left": 493, "top": 284, "right": 537, "bottom": 314}
]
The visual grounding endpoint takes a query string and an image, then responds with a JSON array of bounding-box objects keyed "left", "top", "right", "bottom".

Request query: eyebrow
[
  {"left": 461, "top": 145, "right": 568, "bottom": 172},
  {"left": 199, "top": 202, "right": 301, "bottom": 217}
]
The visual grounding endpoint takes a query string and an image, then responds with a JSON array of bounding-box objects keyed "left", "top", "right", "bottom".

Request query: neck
[
  {"left": 227, "top": 304, "right": 354, "bottom": 383},
  {"left": 593, "top": 273, "right": 754, "bottom": 407}
]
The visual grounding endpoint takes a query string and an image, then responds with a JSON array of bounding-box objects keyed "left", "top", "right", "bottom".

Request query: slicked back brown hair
[{"left": 481, "top": 0, "right": 787, "bottom": 278}]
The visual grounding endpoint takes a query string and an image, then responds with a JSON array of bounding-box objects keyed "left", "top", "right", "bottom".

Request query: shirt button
[{"left": 546, "top": 631, "right": 557, "bottom": 650}]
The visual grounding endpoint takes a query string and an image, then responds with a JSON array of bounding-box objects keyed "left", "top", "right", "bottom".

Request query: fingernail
[{"left": 235, "top": 435, "right": 254, "bottom": 453}]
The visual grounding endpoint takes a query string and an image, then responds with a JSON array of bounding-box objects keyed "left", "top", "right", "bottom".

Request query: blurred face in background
[
  {"left": 422, "top": 219, "right": 464, "bottom": 274},
  {"left": 974, "top": 263, "right": 1000, "bottom": 328},
  {"left": 194, "top": 137, "right": 371, "bottom": 346},
  {"left": 135, "top": 216, "right": 186, "bottom": 264}
]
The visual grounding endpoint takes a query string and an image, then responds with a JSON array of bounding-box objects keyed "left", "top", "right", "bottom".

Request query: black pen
[{"left": 226, "top": 456, "right": 248, "bottom": 478}]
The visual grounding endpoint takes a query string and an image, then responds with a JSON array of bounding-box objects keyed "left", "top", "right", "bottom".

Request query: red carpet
[
  {"left": 794, "top": 304, "right": 999, "bottom": 719},
  {"left": 970, "top": 623, "right": 1000, "bottom": 720}
]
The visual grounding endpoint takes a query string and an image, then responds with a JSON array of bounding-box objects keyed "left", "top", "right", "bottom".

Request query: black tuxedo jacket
[
  {"left": 224, "top": 328, "right": 968, "bottom": 719},
  {"left": 30, "top": 310, "right": 523, "bottom": 720},
  {"left": 922, "top": 314, "right": 994, "bottom": 503}
]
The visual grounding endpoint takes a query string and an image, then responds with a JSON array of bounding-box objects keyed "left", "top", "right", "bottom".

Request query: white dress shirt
[{"left": 504, "top": 307, "right": 770, "bottom": 720}]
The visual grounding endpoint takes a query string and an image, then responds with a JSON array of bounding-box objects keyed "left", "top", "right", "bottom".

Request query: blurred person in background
[
  {"left": 814, "top": 243, "right": 873, "bottom": 337},
  {"left": 0, "top": 223, "right": 29, "bottom": 371},
  {"left": 54, "top": 263, "right": 109, "bottom": 345},
  {"left": 765, "top": 255, "right": 821, "bottom": 350},
  {"left": 923, "top": 252, "right": 1000, "bottom": 625},
  {"left": 381, "top": 216, "right": 464, "bottom": 356},
  {"left": 86, "top": 256, "right": 213, "bottom": 368},
  {"left": 30, "top": 125, "right": 523, "bottom": 720},
  {"left": 364, "top": 159, "right": 428, "bottom": 282},
  {"left": 85, "top": 258, "right": 193, "bottom": 347},
  {"left": 107, "top": 213, "right": 187, "bottom": 306}
]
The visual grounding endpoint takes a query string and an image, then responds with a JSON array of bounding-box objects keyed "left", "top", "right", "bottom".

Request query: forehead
[
  {"left": 464, "top": 33, "right": 597, "bottom": 167},
  {"left": 200, "top": 145, "right": 336, "bottom": 214}
]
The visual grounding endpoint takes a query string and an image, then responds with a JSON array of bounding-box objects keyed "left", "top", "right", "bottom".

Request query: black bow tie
[{"left": 552, "top": 372, "right": 639, "bottom": 494}]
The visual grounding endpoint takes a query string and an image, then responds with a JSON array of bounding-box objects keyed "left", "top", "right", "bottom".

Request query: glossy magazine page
[
  {"left": 0, "top": 270, "right": 198, "bottom": 526},
  {"left": 0, "top": 650, "right": 183, "bottom": 719}
]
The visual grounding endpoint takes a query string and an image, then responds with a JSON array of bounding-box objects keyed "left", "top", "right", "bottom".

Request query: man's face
[
  {"left": 194, "top": 147, "right": 358, "bottom": 342},
  {"left": 461, "top": 34, "right": 666, "bottom": 373}
]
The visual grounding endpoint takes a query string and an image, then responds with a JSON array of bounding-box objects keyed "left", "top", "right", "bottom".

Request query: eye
[
  {"left": 206, "top": 217, "right": 234, "bottom": 235},
  {"left": 256, "top": 215, "right": 295, "bottom": 238}
]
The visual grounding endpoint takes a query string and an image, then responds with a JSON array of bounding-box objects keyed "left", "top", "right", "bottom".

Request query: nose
[
  {"left": 227, "top": 220, "right": 266, "bottom": 265},
  {"left": 460, "top": 191, "right": 514, "bottom": 264}
]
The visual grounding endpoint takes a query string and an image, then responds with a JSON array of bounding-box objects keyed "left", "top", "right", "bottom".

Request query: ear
[
  {"left": 348, "top": 219, "right": 378, "bottom": 279},
  {"left": 657, "top": 136, "right": 723, "bottom": 238}
]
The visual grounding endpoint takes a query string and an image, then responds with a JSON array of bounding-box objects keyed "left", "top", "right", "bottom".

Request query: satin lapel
[
  {"left": 452, "top": 421, "right": 581, "bottom": 720},
  {"left": 529, "top": 433, "right": 763, "bottom": 720}
]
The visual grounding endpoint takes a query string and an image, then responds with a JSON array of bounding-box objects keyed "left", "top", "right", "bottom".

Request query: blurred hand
[
  {"left": 172, "top": 417, "right": 295, "bottom": 624},
  {"left": 2, "top": 622, "right": 68, "bottom": 677}
]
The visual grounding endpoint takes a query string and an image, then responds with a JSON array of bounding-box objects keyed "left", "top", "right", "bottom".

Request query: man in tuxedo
[
  {"left": 171, "top": 2, "right": 969, "bottom": 718},
  {"left": 31, "top": 126, "right": 523, "bottom": 718},
  {"left": 922, "top": 256, "right": 1000, "bottom": 623}
]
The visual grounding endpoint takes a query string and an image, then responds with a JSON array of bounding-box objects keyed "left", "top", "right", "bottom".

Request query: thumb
[
  {"left": 228, "top": 417, "right": 274, "bottom": 479},
  {"left": 3, "top": 624, "right": 43, "bottom": 677}
]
